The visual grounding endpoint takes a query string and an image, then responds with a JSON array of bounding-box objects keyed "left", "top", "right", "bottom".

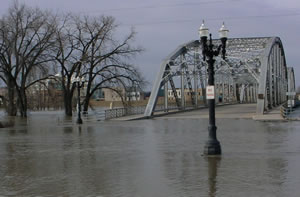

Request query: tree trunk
[
  {"left": 83, "top": 80, "right": 92, "bottom": 114},
  {"left": 83, "top": 94, "right": 90, "bottom": 114},
  {"left": 18, "top": 89, "right": 28, "bottom": 117},
  {"left": 22, "top": 93, "right": 28, "bottom": 117},
  {"left": 7, "top": 79, "right": 17, "bottom": 116},
  {"left": 64, "top": 91, "right": 73, "bottom": 116}
]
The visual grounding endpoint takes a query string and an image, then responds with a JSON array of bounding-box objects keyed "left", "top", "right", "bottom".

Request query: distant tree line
[{"left": 0, "top": 1, "right": 144, "bottom": 117}]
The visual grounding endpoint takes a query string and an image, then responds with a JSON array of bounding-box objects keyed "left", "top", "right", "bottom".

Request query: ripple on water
[{"left": 0, "top": 117, "right": 300, "bottom": 196}]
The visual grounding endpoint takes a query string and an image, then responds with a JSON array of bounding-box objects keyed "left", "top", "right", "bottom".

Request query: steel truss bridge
[{"left": 144, "top": 37, "right": 296, "bottom": 117}]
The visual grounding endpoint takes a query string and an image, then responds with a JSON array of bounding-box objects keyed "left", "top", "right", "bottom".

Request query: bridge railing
[
  {"left": 105, "top": 106, "right": 146, "bottom": 120},
  {"left": 104, "top": 104, "right": 190, "bottom": 120},
  {"left": 105, "top": 108, "right": 127, "bottom": 120},
  {"left": 104, "top": 100, "right": 243, "bottom": 120},
  {"left": 280, "top": 102, "right": 293, "bottom": 119}
]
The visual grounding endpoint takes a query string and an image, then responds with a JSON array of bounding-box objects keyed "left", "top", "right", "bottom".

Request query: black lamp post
[
  {"left": 73, "top": 74, "right": 85, "bottom": 124},
  {"left": 199, "top": 21, "right": 229, "bottom": 155}
]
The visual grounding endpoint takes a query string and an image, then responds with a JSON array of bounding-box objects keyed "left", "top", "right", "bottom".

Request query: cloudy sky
[{"left": 1, "top": 0, "right": 300, "bottom": 89}]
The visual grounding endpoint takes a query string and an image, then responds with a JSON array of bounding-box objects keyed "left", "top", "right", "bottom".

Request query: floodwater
[{"left": 0, "top": 112, "right": 300, "bottom": 197}]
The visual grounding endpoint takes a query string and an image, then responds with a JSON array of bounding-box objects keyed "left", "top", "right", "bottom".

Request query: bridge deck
[
  {"left": 158, "top": 104, "right": 289, "bottom": 121},
  {"left": 158, "top": 103, "right": 257, "bottom": 119},
  {"left": 110, "top": 103, "right": 292, "bottom": 121}
]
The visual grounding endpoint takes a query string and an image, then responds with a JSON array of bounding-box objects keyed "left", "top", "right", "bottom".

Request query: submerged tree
[
  {"left": 0, "top": 2, "right": 56, "bottom": 117},
  {"left": 0, "top": 2, "right": 144, "bottom": 117},
  {"left": 54, "top": 14, "right": 144, "bottom": 116},
  {"left": 53, "top": 14, "right": 80, "bottom": 116}
]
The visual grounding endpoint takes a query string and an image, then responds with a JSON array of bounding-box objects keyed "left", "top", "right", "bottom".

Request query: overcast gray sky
[{"left": 1, "top": 0, "right": 300, "bottom": 89}]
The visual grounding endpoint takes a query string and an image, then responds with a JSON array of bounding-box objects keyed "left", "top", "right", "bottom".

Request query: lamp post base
[
  {"left": 204, "top": 140, "right": 221, "bottom": 155},
  {"left": 76, "top": 118, "right": 83, "bottom": 124}
]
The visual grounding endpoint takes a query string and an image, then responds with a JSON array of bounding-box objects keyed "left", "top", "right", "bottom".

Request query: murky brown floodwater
[{"left": 0, "top": 112, "right": 300, "bottom": 197}]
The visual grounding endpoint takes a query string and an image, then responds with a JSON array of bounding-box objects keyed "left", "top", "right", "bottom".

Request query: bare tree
[
  {"left": 53, "top": 14, "right": 80, "bottom": 116},
  {"left": 79, "top": 16, "right": 144, "bottom": 113},
  {"left": 0, "top": 1, "right": 56, "bottom": 117},
  {"left": 0, "top": 2, "right": 144, "bottom": 117},
  {"left": 54, "top": 14, "right": 144, "bottom": 116}
]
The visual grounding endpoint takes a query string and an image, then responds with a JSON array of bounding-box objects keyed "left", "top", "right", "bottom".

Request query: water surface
[{"left": 0, "top": 114, "right": 300, "bottom": 196}]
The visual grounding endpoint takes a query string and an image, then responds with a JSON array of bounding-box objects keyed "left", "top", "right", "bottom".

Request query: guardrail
[
  {"left": 104, "top": 104, "right": 183, "bottom": 120},
  {"left": 105, "top": 108, "right": 127, "bottom": 120},
  {"left": 105, "top": 106, "right": 146, "bottom": 120},
  {"left": 127, "top": 106, "right": 146, "bottom": 115},
  {"left": 94, "top": 110, "right": 106, "bottom": 120},
  {"left": 104, "top": 101, "right": 242, "bottom": 120},
  {"left": 280, "top": 102, "right": 294, "bottom": 119}
]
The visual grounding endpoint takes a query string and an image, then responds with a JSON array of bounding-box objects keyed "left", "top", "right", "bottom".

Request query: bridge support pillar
[
  {"left": 181, "top": 64, "right": 185, "bottom": 109},
  {"left": 248, "top": 86, "right": 251, "bottom": 103},
  {"left": 250, "top": 86, "right": 253, "bottom": 103},
  {"left": 233, "top": 83, "right": 237, "bottom": 102},
  {"left": 194, "top": 71, "right": 198, "bottom": 107},
  {"left": 254, "top": 84, "right": 258, "bottom": 102},
  {"left": 249, "top": 85, "right": 253, "bottom": 103},
  {"left": 222, "top": 82, "right": 225, "bottom": 104},
  {"left": 227, "top": 83, "right": 229, "bottom": 103},
  {"left": 247, "top": 86, "right": 251, "bottom": 103},
  {"left": 253, "top": 84, "right": 256, "bottom": 102},
  {"left": 236, "top": 84, "right": 240, "bottom": 102},
  {"left": 253, "top": 85, "right": 256, "bottom": 103},
  {"left": 164, "top": 82, "right": 168, "bottom": 112}
]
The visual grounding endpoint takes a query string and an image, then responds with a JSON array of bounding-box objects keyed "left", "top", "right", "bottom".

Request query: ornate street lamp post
[
  {"left": 73, "top": 75, "right": 85, "bottom": 124},
  {"left": 199, "top": 21, "right": 229, "bottom": 155}
]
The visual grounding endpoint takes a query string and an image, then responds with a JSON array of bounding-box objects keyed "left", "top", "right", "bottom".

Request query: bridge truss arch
[
  {"left": 287, "top": 67, "right": 296, "bottom": 94},
  {"left": 144, "top": 37, "right": 294, "bottom": 117}
]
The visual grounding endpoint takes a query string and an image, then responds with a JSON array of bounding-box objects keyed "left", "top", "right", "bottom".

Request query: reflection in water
[
  {"left": 0, "top": 116, "right": 299, "bottom": 196},
  {"left": 63, "top": 126, "right": 73, "bottom": 133},
  {"left": 78, "top": 125, "right": 82, "bottom": 135},
  {"left": 207, "top": 156, "right": 221, "bottom": 197}
]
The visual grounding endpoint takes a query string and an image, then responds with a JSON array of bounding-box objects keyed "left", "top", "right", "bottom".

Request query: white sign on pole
[
  {"left": 286, "top": 92, "right": 296, "bottom": 96},
  {"left": 206, "top": 85, "right": 215, "bottom": 99}
]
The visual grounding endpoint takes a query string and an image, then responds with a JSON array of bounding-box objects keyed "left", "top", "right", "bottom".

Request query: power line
[
  {"left": 122, "top": 13, "right": 300, "bottom": 27},
  {"left": 80, "top": 0, "right": 232, "bottom": 14}
]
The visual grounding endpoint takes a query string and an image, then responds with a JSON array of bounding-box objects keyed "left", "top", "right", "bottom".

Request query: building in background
[
  {"left": 101, "top": 87, "right": 145, "bottom": 102},
  {"left": 167, "top": 88, "right": 204, "bottom": 102},
  {"left": 26, "top": 77, "right": 64, "bottom": 110}
]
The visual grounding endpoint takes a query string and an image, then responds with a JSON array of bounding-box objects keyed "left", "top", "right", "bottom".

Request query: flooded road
[{"left": 0, "top": 113, "right": 300, "bottom": 196}]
